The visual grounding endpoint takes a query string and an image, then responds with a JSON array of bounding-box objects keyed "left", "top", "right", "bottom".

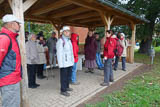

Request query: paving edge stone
[{"left": 70, "top": 64, "right": 143, "bottom": 107}]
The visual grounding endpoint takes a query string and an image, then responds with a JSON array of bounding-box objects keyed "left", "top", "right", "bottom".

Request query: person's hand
[{"left": 104, "top": 57, "right": 107, "bottom": 60}]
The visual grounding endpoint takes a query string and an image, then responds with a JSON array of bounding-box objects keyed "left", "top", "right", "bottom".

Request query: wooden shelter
[{"left": 0, "top": 0, "right": 149, "bottom": 106}]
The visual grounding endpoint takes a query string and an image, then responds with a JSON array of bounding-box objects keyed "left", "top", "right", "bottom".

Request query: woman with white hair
[
  {"left": 26, "top": 33, "right": 40, "bottom": 88},
  {"left": 56, "top": 26, "right": 74, "bottom": 97},
  {"left": 114, "top": 32, "right": 128, "bottom": 71}
]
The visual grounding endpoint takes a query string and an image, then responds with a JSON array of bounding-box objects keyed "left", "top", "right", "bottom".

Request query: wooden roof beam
[
  {"left": 0, "top": 0, "right": 4, "bottom": 4},
  {"left": 79, "top": 17, "right": 101, "bottom": 23},
  {"left": 66, "top": 12, "right": 99, "bottom": 21},
  {"left": 51, "top": 7, "right": 89, "bottom": 18},
  {"left": 31, "top": 1, "right": 72, "bottom": 15},
  {"left": 23, "top": 0, "right": 38, "bottom": 12},
  {"left": 64, "top": 0, "right": 101, "bottom": 12}
]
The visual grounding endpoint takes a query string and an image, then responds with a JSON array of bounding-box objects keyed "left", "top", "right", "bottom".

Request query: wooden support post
[
  {"left": 51, "top": 22, "right": 63, "bottom": 38},
  {"left": 88, "top": 26, "right": 96, "bottom": 32},
  {"left": 9, "top": 0, "right": 30, "bottom": 107},
  {"left": 129, "top": 22, "right": 136, "bottom": 63},
  {"left": 100, "top": 12, "right": 114, "bottom": 45}
]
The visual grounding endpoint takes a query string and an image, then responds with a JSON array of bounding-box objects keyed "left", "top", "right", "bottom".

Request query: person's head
[
  {"left": 28, "top": 33, "right": 37, "bottom": 41},
  {"left": 52, "top": 31, "right": 56, "bottom": 38},
  {"left": 94, "top": 33, "right": 99, "bottom": 39},
  {"left": 62, "top": 26, "right": 71, "bottom": 37},
  {"left": 106, "top": 30, "right": 113, "bottom": 37},
  {"left": 2, "top": 14, "right": 23, "bottom": 33},
  {"left": 39, "top": 35, "right": 44, "bottom": 41},
  {"left": 120, "top": 33, "right": 125, "bottom": 40},
  {"left": 88, "top": 31, "right": 93, "bottom": 37}
]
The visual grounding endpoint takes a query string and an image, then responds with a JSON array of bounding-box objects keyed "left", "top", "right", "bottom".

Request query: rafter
[
  {"left": 0, "top": 0, "right": 4, "bottom": 4},
  {"left": 64, "top": 0, "right": 101, "bottom": 12},
  {"left": 31, "top": 1, "right": 72, "bottom": 15},
  {"left": 51, "top": 7, "right": 89, "bottom": 18},
  {"left": 23, "top": 0, "right": 38, "bottom": 12},
  {"left": 79, "top": 17, "right": 101, "bottom": 23},
  {"left": 65, "top": 11, "right": 99, "bottom": 21}
]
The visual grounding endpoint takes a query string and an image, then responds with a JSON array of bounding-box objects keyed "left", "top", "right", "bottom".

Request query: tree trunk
[{"left": 139, "top": 38, "right": 152, "bottom": 54}]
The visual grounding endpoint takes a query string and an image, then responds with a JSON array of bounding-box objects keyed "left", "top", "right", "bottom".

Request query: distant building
[{"left": 70, "top": 26, "right": 88, "bottom": 44}]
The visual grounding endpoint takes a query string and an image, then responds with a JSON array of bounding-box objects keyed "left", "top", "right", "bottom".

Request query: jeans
[
  {"left": 71, "top": 63, "right": 77, "bottom": 83},
  {"left": 114, "top": 56, "right": 126, "bottom": 70},
  {"left": 104, "top": 59, "right": 113, "bottom": 83},
  {"left": 60, "top": 66, "right": 72, "bottom": 92},
  {"left": 27, "top": 64, "right": 37, "bottom": 87},
  {"left": 0, "top": 82, "right": 20, "bottom": 107},
  {"left": 49, "top": 53, "right": 57, "bottom": 67},
  {"left": 96, "top": 53, "right": 104, "bottom": 69}
]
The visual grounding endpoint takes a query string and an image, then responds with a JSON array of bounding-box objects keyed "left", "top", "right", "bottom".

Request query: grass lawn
[{"left": 86, "top": 47, "right": 160, "bottom": 107}]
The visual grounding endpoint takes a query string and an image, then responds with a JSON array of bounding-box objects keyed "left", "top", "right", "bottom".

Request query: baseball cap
[
  {"left": 61, "top": 26, "right": 70, "bottom": 31},
  {"left": 2, "top": 14, "right": 23, "bottom": 24}
]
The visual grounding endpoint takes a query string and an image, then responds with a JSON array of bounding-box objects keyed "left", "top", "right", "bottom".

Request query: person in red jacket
[
  {"left": 70, "top": 33, "right": 80, "bottom": 85},
  {"left": 100, "top": 30, "right": 116, "bottom": 86},
  {"left": 0, "top": 14, "right": 23, "bottom": 107}
]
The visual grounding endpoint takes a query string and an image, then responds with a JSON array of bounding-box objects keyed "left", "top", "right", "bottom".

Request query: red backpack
[{"left": 114, "top": 40, "right": 123, "bottom": 56}]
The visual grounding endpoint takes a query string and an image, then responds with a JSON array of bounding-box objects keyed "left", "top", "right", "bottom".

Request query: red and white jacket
[{"left": 0, "top": 27, "right": 22, "bottom": 87}]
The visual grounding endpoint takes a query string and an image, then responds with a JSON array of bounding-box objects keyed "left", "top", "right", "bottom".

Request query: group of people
[
  {"left": 83, "top": 30, "right": 128, "bottom": 86},
  {"left": 0, "top": 14, "right": 129, "bottom": 107}
]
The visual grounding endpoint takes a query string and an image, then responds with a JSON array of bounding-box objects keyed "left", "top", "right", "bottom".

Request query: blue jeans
[
  {"left": 114, "top": 56, "right": 126, "bottom": 70},
  {"left": 104, "top": 59, "right": 113, "bottom": 83},
  {"left": 71, "top": 63, "right": 77, "bottom": 83},
  {"left": 0, "top": 82, "right": 20, "bottom": 107},
  {"left": 96, "top": 53, "right": 104, "bottom": 69}
]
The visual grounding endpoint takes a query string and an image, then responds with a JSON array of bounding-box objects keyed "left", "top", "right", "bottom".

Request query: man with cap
[
  {"left": 56, "top": 26, "right": 74, "bottom": 96},
  {"left": 0, "top": 14, "right": 23, "bottom": 107}
]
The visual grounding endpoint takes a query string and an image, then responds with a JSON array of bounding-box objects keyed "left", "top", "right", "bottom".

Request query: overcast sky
[{"left": 119, "top": 0, "right": 129, "bottom": 4}]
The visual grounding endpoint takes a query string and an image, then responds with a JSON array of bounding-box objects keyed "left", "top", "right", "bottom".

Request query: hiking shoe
[
  {"left": 61, "top": 92, "right": 70, "bottom": 97},
  {"left": 122, "top": 69, "right": 126, "bottom": 71},
  {"left": 35, "top": 83, "right": 40, "bottom": 87},
  {"left": 98, "top": 68, "right": 104, "bottom": 70},
  {"left": 114, "top": 68, "right": 117, "bottom": 71},
  {"left": 70, "top": 82, "right": 80, "bottom": 85},
  {"left": 89, "top": 70, "right": 94, "bottom": 74},
  {"left": 66, "top": 88, "right": 73, "bottom": 91},
  {"left": 100, "top": 82, "right": 109, "bottom": 86},
  {"left": 85, "top": 70, "right": 89, "bottom": 73},
  {"left": 110, "top": 79, "right": 114, "bottom": 82},
  {"left": 29, "top": 85, "right": 37, "bottom": 89}
]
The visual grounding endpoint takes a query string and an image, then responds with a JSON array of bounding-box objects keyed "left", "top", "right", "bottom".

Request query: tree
[
  {"left": 122, "top": 0, "right": 160, "bottom": 53},
  {"left": 24, "top": 22, "right": 54, "bottom": 39}
]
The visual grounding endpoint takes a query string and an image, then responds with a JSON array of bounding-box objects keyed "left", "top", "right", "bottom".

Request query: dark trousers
[
  {"left": 114, "top": 56, "right": 126, "bottom": 70},
  {"left": 60, "top": 66, "right": 72, "bottom": 92},
  {"left": 27, "top": 64, "right": 37, "bottom": 87},
  {"left": 104, "top": 59, "right": 113, "bottom": 83},
  {"left": 37, "top": 64, "right": 44, "bottom": 77}
]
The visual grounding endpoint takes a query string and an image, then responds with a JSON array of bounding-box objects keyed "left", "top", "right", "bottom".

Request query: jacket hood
[
  {"left": 1, "top": 27, "right": 18, "bottom": 38},
  {"left": 71, "top": 33, "right": 79, "bottom": 42}
]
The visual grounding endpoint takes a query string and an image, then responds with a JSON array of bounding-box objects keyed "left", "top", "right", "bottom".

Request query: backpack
[
  {"left": 0, "top": 33, "right": 12, "bottom": 54},
  {"left": 114, "top": 40, "right": 123, "bottom": 56}
]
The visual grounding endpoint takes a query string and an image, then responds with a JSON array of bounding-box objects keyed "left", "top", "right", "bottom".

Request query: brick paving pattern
[{"left": 0, "top": 63, "right": 142, "bottom": 107}]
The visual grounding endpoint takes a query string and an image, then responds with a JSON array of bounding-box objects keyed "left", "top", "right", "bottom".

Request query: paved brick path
[{"left": 0, "top": 63, "right": 142, "bottom": 107}]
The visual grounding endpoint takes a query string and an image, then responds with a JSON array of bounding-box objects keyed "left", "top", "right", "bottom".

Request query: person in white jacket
[
  {"left": 36, "top": 36, "right": 48, "bottom": 79},
  {"left": 114, "top": 33, "right": 128, "bottom": 71},
  {"left": 56, "top": 26, "right": 74, "bottom": 97},
  {"left": 26, "top": 33, "right": 40, "bottom": 88}
]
